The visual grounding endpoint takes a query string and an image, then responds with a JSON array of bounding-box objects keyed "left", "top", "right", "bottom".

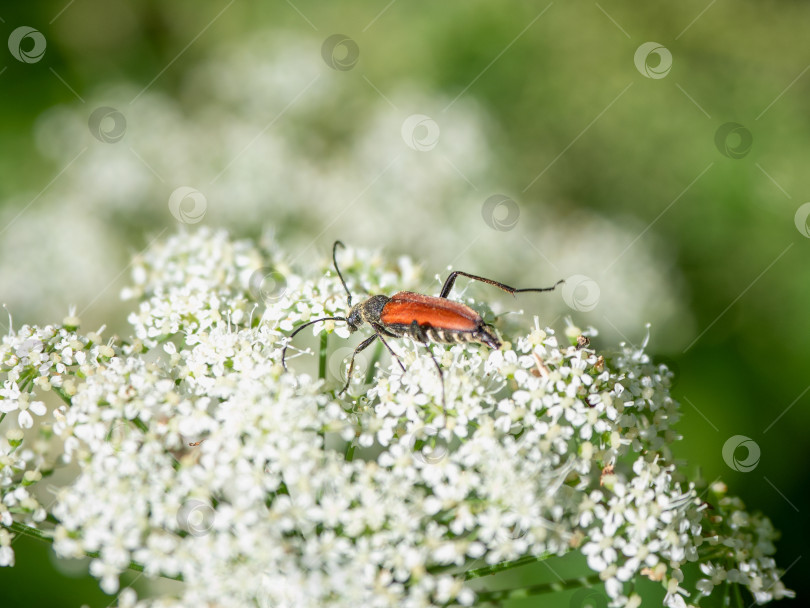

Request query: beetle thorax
[{"left": 346, "top": 295, "right": 390, "bottom": 332}]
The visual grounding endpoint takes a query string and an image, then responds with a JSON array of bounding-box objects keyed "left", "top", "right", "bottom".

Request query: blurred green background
[{"left": 0, "top": 1, "right": 806, "bottom": 606}]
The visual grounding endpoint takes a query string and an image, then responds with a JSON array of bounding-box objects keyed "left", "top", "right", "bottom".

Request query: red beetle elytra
[{"left": 281, "top": 241, "right": 563, "bottom": 400}]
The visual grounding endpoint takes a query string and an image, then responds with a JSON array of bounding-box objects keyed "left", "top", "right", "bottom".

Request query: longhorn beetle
[{"left": 281, "top": 241, "right": 563, "bottom": 404}]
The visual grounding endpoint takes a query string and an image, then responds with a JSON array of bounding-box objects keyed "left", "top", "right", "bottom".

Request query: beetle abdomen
[
  {"left": 380, "top": 292, "right": 480, "bottom": 331},
  {"left": 380, "top": 292, "right": 501, "bottom": 349}
]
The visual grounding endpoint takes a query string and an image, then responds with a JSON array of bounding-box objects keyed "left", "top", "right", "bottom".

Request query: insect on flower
[{"left": 282, "top": 241, "right": 563, "bottom": 402}]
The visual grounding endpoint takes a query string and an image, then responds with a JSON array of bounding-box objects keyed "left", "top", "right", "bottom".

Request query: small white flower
[
  {"left": 16, "top": 398, "right": 47, "bottom": 429},
  {"left": 0, "top": 545, "right": 14, "bottom": 567}
]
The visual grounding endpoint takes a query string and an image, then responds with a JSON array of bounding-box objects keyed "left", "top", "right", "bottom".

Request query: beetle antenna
[
  {"left": 332, "top": 240, "right": 353, "bottom": 308},
  {"left": 282, "top": 316, "right": 347, "bottom": 370},
  {"left": 512, "top": 278, "right": 565, "bottom": 294}
]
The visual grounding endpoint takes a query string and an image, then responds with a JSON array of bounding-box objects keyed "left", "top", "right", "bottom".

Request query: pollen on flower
[
  {"left": 62, "top": 313, "right": 80, "bottom": 331},
  {"left": 5, "top": 429, "right": 24, "bottom": 447}
]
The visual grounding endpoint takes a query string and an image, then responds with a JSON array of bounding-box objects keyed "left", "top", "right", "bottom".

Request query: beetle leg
[
  {"left": 439, "top": 271, "right": 563, "bottom": 299},
  {"left": 339, "top": 334, "right": 378, "bottom": 395},
  {"left": 372, "top": 325, "right": 406, "bottom": 372},
  {"left": 409, "top": 321, "right": 446, "bottom": 413}
]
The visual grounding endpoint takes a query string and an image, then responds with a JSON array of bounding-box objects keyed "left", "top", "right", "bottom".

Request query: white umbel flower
[{"left": 0, "top": 229, "right": 792, "bottom": 608}]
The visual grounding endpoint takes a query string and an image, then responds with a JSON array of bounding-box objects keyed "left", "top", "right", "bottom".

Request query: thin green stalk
[
  {"left": 4, "top": 520, "right": 184, "bottom": 582},
  {"left": 6, "top": 521, "right": 52, "bottom": 543},
  {"left": 721, "top": 581, "right": 731, "bottom": 607},
  {"left": 17, "top": 369, "right": 36, "bottom": 392},
  {"left": 52, "top": 386, "right": 72, "bottom": 406},
  {"left": 470, "top": 572, "right": 602, "bottom": 604},
  {"left": 464, "top": 552, "right": 553, "bottom": 580},
  {"left": 733, "top": 582, "right": 745, "bottom": 608},
  {"left": 427, "top": 552, "right": 554, "bottom": 579},
  {"left": 318, "top": 332, "right": 328, "bottom": 380},
  {"left": 345, "top": 442, "right": 355, "bottom": 462}
]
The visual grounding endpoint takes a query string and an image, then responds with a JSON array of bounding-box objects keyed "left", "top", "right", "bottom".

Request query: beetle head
[{"left": 346, "top": 304, "right": 364, "bottom": 332}]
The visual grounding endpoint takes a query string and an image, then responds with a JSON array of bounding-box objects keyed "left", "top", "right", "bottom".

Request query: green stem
[
  {"left": 17, "top": 369, "right": 35, "bottom": 393},
  {"left": 733, "top": 582, "right": 744, "bottom": 608},
  {"left": 464, "top": 552, "right": 553, "bottom": 580},
  {"left": 470, "top": 572, "right": 602, "bottom": 604},
  {"left": 318, "top": 333, "right": 328, "bottom": 381},
  {"left": 6, "top": 521, "right": 51, "bottom": 543},
  {"left": 52, "top": 386, "right": 73, "bottom": 406},
  {"left": 4, "top": 520, "right": 184, "bottom": 582},
  {"left": 345, "top": 442, "right": 355, "bottom": 462},
  {"left": 721, "top": 581, "right": 731, "bottom": 607}
]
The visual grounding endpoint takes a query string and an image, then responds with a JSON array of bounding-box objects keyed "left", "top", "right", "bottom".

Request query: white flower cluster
[
  {"left": 0, "top": 316, "right": 112, "bottom": 565},
  {"left": 0, "top": 229, "right": 792, "bottom": 607}
]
